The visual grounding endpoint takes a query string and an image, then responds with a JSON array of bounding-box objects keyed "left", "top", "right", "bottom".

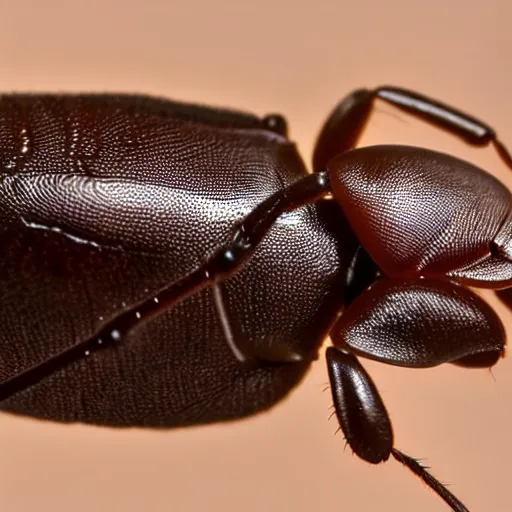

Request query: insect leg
[
  {"left": 313, "top": 86, "right": 511, "bottom": 172},
  {"left": 326, "top": 347, "right": 470, "bottom": 512}
]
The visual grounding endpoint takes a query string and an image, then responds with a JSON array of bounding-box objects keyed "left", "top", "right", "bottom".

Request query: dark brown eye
[{"left": 262, "top": 113, "right": 288, "bottom": 136}]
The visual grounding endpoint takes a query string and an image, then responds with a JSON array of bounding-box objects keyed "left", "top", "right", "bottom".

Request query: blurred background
[{"left": 1, "top": 1, "right": 511, "bottom": 511}]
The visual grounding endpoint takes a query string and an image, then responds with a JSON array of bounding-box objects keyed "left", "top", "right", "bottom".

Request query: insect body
[{"left": 0, "top": 88, "right": 511, "bottom": 511}]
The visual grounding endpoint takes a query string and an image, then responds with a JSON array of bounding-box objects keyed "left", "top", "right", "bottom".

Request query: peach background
[{"left": 1, "top": 1, "right": 511, "bottom": 511}]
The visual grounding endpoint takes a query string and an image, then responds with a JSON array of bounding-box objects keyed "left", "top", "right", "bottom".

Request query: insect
[{"left": 0, "top": 88, "right": 511, "bottom": 511}]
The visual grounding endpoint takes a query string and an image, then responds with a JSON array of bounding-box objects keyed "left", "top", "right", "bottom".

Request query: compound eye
[
  {"left": 328, "top": 145, "right": 512, "bottom": 286},
  {"left": 262, "top": 114, "right": 288, "bottom": 137}
]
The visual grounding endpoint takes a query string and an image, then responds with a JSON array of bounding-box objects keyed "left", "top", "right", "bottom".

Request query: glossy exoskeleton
[{"left": 1, "top": 87, "right": 511, "bottom": 512}]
